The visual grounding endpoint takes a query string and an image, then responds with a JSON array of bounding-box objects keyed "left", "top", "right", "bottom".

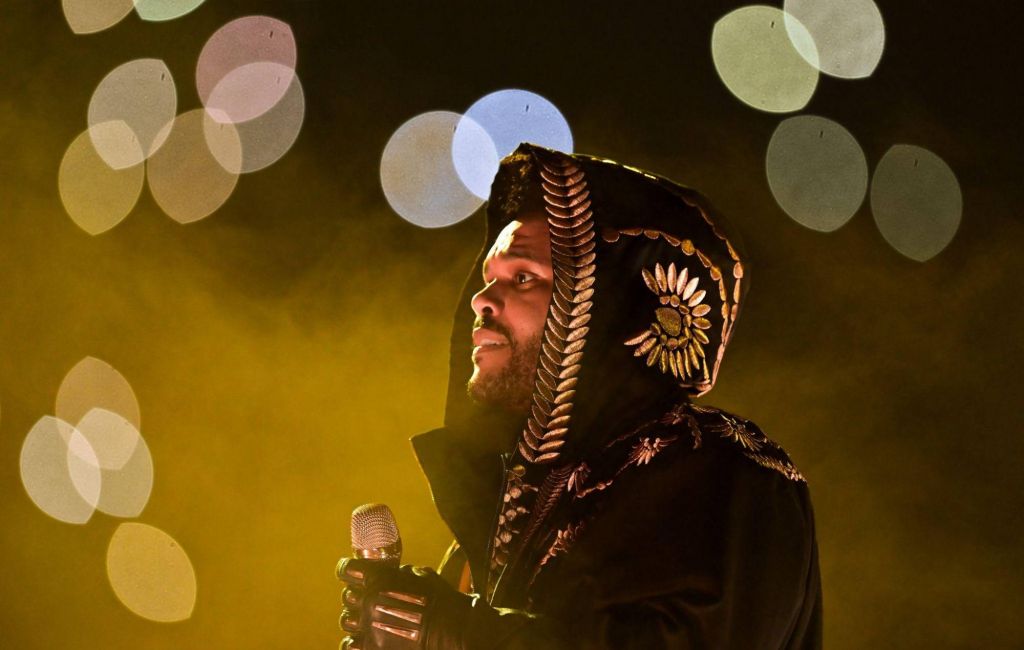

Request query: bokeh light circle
[
  {"left": 59, "top": 124, "right": 144, "bottom": 236},
  {"left": 134, "top": 0, "right": 206, "bottom": 22},
  {"left": 147, "top": 109, "right": 241, "bottom": 224},
  {"left": 20, "top": 416, "right": 100, "bottom": 525},
  {"left": 205, "top": 61, "right": 295, "bottom": 125},
  {"left": 450, "top": 116, "right": 499, "bottom": 200},
  {"left": 197, "top": 16, "right": 296, "bottom": 115},
  {"left": 766, "top": 115, "right": 868, "bottom": 232},
  {"left": 107, "top": 523, "right": 197, "bottom": 622},
  {"left": 67, "top": 409, "right": 152, "bottom": 518},
  {"left": 88, "top": 58, "right": 177, "bottom": 168},
  {"left": 712, "top": 6, "right": 820, "bottom": 113},
  {"left": 62, "top": 0, "right": 136, "bottom": 34},
  {"left": 85, "top": 120, "right": 145, "bottom": 173},
  {"left": 100, "top": 439, "right": 153, "bottom": 517},
  {"left": 204, "top": 74, "right": 305, "bottom": 174},
  {"left": 784, "top": 0, "right": 885, "bottom": 78},
  {"left": 381, "top": 111, "right": 486, "bottom": 228},
  {"left": 71, "top": 407, "right": 141, "bottom": 470},
  {"left": 453, "top": 89, "right": 572, "bottom": 198},
  {"left": 57, "top": 356, "right": 141, "bottom": 432},
  {"left": 871, "top": 145, "right": 962, "bottom": 262}
]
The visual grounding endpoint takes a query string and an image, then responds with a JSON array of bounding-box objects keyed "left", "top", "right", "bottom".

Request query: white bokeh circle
[
  {"left": 784, "top": 0, "right": 885, "bottom": 79},
  {"left": 381, "top": 111, "right": 486, "bottom": 228}
]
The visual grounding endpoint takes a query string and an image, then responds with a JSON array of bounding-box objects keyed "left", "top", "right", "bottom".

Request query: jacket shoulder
[
  {"left": 568, "top": 402, "right": 807, "bottom": 503},
  {"left": 663, "top": 402, "right": 807, "bottom": 483}
]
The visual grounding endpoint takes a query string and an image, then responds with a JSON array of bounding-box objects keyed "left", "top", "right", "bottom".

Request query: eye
[{"left": 515, "top": 271, "right": 534, "bottom": 285}]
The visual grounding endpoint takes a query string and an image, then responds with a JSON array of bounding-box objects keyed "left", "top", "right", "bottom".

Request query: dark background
[{"left": 1, "top": 1, "right": 1021, "bottom": 647}]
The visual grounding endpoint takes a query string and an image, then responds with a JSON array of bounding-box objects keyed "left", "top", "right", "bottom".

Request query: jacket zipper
[{"left": 483, "top": 452, "right": 510, "bottom": 601}]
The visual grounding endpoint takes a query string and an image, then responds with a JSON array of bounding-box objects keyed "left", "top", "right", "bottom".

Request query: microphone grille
[{"left": 351, "top": 503, "right": 400, "bottom": 551}]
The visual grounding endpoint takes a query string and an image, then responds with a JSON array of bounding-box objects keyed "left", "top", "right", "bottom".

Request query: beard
[{"left": 467, "top": 322, "right": 541, "bottom": 415}]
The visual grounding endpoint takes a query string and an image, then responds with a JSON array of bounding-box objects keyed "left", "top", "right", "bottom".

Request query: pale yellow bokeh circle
[
  {"left": 62, "top": 0, "right": 135, "bottom": 35},
  {"left": 58, "top": 124, "right": 144, "bottom": 235},
  {"left": 56, "top": 356, "right": 141, "bottom": 432},
  {"left": 71, "top": 407, "right": 141, "bottom": 471},
  {"left": 19, "top": 416, "right": 100, "bottom": 525},
  {"left": 870, "top": 145, "right": 962, "bottom": 262},
  {"left": 147, "top": 109, "right": 241, "bottom": 224},
  {"left": 70, "top": 409, "right": 154, "bottom": 518},
  {"left": 766, "top": 115, "right": 868, "bottom": 232},
  {"left": 107, "top": 523, "right": 197, "bottom": 622},
  {"left": 712, "top": 5, "right": 820, "bottom": 113},
  {"left": 88, "top": 58, "right": 177, "bottom": 169}
]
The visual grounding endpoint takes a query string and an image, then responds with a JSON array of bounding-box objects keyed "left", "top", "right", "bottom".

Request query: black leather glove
[
  {"left": 336, "top": 558, "right": 478, "bottom": 650},
  {"left": 336, "top": 557, "right": 569, "bottom": 650}
]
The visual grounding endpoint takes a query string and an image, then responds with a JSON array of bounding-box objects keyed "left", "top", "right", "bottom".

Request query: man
[{"left": 338, "top": 144, "right": 822, "bottom": 649}]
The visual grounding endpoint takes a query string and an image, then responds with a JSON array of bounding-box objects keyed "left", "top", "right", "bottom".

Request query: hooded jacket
[{"left": 411, "top": 144, "right": 822, "bottom": 649}]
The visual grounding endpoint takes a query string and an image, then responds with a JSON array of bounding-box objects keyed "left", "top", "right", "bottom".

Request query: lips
[
  {"left": 472, "top": 327, "right": 509, "bottom": 348},
  {"left": 472, "top": 328, "right": 510, "bottom": 359}
]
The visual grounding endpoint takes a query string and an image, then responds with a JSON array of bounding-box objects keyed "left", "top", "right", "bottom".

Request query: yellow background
[{"left": 1, "top": 1, "right": 1021, "bottom": 648}]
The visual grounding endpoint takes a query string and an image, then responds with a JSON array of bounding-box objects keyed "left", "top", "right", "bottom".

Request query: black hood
[{"left": 414, "top": 143, "right": 748, "bottom": 595}]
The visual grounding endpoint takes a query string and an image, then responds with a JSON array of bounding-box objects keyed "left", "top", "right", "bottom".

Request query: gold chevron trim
[
  {"left": 543, "top": 189, "right": 590, "bottom": 208},
  {"left": 512, "top": 158, "right": 597, "bottom": 471}
]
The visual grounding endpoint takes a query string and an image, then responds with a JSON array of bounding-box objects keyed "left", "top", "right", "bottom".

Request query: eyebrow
[
  {"left": 501, "top": 248, "right": 544, "bottom": 263},
  {"left": 481, "top": 247, "right": 546, "bottom": 278}
]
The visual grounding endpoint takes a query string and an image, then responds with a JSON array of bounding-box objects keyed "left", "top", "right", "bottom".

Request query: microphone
[
  {"left": 346, "top": 503, "right": 427, "bottom": 643},
  {"left": 351, "top": 503, "right": 403, "bottom": 566}
]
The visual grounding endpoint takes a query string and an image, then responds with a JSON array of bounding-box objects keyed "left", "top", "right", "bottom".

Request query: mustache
[{"left": 473, "top": 315, "right": 515, "bottom": 343}]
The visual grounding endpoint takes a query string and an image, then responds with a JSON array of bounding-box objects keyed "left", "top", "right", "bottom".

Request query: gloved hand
[{"left": 336, "top": 558, "right": 478, "bottom": 650}]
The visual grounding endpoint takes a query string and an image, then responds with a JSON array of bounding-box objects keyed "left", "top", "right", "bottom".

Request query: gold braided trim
[
  {"left": 517, "top": 159, "right": 596, "bottom": 466},
  {"left": 676, "top": 194, "right": 744, "bottom": 342}
]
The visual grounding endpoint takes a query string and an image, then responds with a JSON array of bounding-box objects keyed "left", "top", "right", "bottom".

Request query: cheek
[{"left": 507, "top": 294, "right": 551, "bottom": 341}]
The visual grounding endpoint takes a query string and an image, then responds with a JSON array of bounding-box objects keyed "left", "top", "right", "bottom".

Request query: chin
[
  {"left": 468, "top": 364, "right": 497, "bottom": 387},
  {"left": 472, "top": 348, "right": 510, "bottom": 370},
  {"left": 467, "top": 365, "right": 499, "bottom": 398}
]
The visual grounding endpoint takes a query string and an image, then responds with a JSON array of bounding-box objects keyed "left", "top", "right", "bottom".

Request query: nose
[{"left": 471, "top": 280, "right": 502, "bottom": 318}]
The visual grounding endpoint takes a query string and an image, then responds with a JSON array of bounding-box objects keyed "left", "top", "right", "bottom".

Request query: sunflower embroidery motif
[{"left": 625, "top": 262, "right": 712, "bottom": 381}]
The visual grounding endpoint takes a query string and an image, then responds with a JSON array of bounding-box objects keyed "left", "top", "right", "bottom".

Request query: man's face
[{"left": 467, "top": 213, "right": 552, "bottom": 414}]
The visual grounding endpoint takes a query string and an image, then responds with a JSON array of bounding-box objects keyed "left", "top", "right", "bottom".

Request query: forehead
[{"left": 486, "top": 213, "right": 550, "bottom": 260}]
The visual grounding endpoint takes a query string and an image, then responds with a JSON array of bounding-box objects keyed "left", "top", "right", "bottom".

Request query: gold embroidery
[
  {"left": 490, "top": 468, "right": 537, "bottom": 572},
  {"left": 627, "top": 436, "right": 679, "bottom": 466},
  {"left": 743, "top": 448, "right": 806, "bottom": 483},
  {"left": 704, "top": 413, "right": 765, "bottom": 451},
  {"left": 601, "top": 228, "right": 739, "bottom": 395},
  {"left": 574, "top": 477, "right": 616, "bottom": 498},
  {"left": 692, "top": 405, "right": 807, "bottom": 483},
  {"left": 567, "top": 462, "right": 591, "bottom": 494},
  {"left": 517, "top": 158, "right": 596, "bottom": 467},
  {"left": 625, "top": 262, "right": 712, "bottom": 383},
  {"left": 658, "top": 403, "right": 702, "bottom": 449},
  {"left": 539, "top": 521, "right": 586, "bottom": 568},
  {"left": 496, "top": 156, "right": 596, "bottom": 586},
  {"left": 572, "top": 406, "right": 690, "bottom": 499}
]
